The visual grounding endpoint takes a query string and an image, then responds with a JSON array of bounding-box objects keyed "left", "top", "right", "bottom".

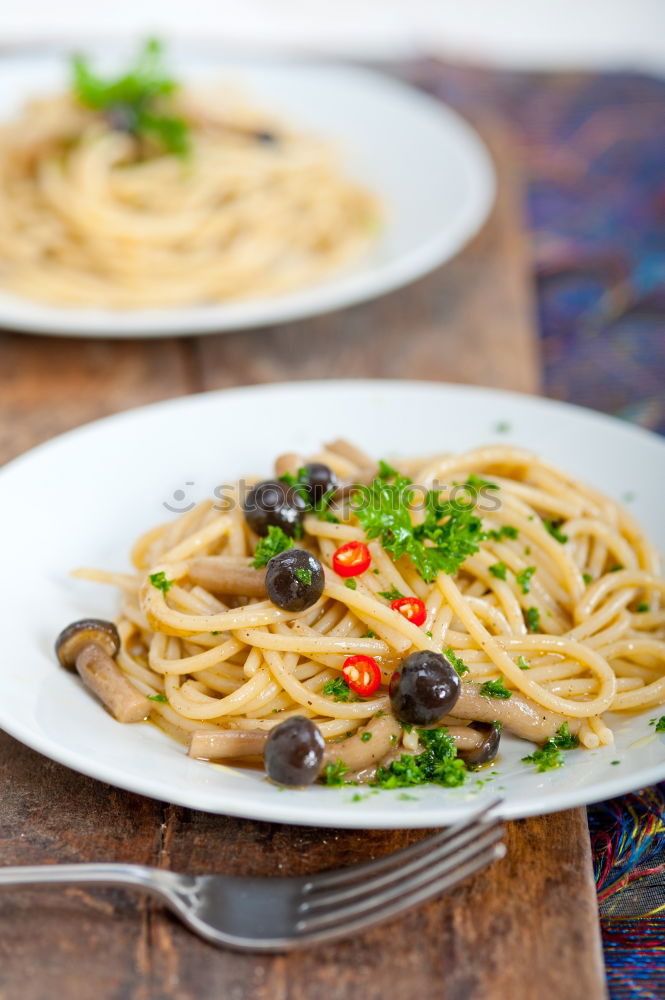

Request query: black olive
[
  {"left": 265, "top": 548, "right": 324, "bottom": 612},
  {"left": 243, "top": 479, "right": 306, "bottom": 537},
  {"left": 389, "top": 651, "right": 461, "bottom": 726},
  {"left": 106, "top": 103, "right": 139, "bottom": 133},
  {"left": 254, "top": 129, "right": 278, "bottom": 144},
  {"left": 302, "top": 462, "right": 337, "bottom": 505},
  {"left": 264, "top": 717, "right": 325, "bottom": 786},
  {"left": 457, "top": 723, "right": 502, "bottom": 768}
]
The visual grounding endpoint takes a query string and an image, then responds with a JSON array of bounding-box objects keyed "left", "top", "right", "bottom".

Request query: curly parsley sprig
[{"left": 71, "top": 38, "right": 189, "bottom": 155}]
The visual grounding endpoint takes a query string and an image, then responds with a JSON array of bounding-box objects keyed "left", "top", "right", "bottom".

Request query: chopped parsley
[
  {"left": 480, "top": 678, "right": 512, "bottom": 700},
  {"left": 71, "top": 39, "right": 189, "bottom": 156},
  {"left": 636, "top": 603, "right": 650, "bottom": 613},
  {"left": 374, "top": 726, "right": 466, "bottom": 789},
  {"left": 495, "top": 421, "right": 511, "bottom": 433},
  {"left": 322, "top": 677, "right": 353, "bottom": 702},
  {"left": 516, "top": 566, "right": 536, "bottom": 594},
  {"left": 609, "top": 564, "right": 625, "bottom": 573},
  {"left": 360, "top": 732, "right": 373, "bottom": 742},
  {"left": 543, "top": 519, "right": 568, "bottom": 544},
  {"left": 378, "top": 459, "right": 400, "bottom": 480},
  {"left": 489, "top": 561, "right": 507, "bottom": 580},
  {"left": 295, "top": 567, "right": 312, "bottom": 586},
  {"left": 251, "top": 525, "right": 293, "bottom": 567},
  {"left": 355, "top": 467, "right": 486, "bottom": 583},
  {"left": 425, "top": 630, "right": 433, "bottom": 638},
  {"left": 517, "top": 655, "right": 530, "bottom": 670},
  {"left": 582, "top": 573, "right": 593, "bottom": 585},
  {"left": 378, "top": 586, "right": 404, "bottom": 601},
  {"left": 611, "top": 760, "right": 621, "bottom": 766},
  {"left": 649, "top": 716, "right": 665, "bottom": 733},
  {"left": 361, "top": 630, "right": 377, "bottom": 639},
  {"left": 323, "top": 760, "right": 349, "bottom": 786},
  {"left": 344, "top": 578, "right": 357, "bottom": 590},
  {"left": 211, "top": 631, "right": 221, "bottom": 636},
  {"left": 487, "top": 525, "right": 519, "bottom": 541},
  {"left": 522, "top": 723, "right": 579, "bottom": 772},
  {"left": 149, "top": 571, "right": 174, "bottom": 594},
  {"left": 525, "top": 606, "right": 541, "bottom": 632},
  {"left": 147, "top": 693, "right": 168, "bottom": 703},
  {"left": 445, "top": 647, "right": 469, "bottom": 676},
  {"left": 464, "top": 474, "right": 499, "bottom": 492}
]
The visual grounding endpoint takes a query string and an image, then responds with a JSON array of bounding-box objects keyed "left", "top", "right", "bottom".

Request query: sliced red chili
[
  {"left": 342, "top": 654, "right": 381, "bottom": 697},
  {"left": 332, "top": 540, "right": 371, "bottom": 578},
  {"left": 391, "top": 596, "right": 427, "bottom": 627}
]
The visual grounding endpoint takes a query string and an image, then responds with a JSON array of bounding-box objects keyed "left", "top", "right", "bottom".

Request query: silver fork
[{"left": 0, "top": 801, "right": 504, "bottom": 951}]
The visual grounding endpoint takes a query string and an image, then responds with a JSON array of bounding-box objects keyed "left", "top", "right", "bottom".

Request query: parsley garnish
[
  {"left": 464, "top": 474, "right": 499, "bottom": 491},
  {"left": 525, "top": 606, "right": 541, "bottom": 632},
  {"left": 543, "top": 519, "right": 568, "bottom": 544},
  {"left": 582, "top": 573, "right": 593, "bottom": 585},
  {"left": 636, "top": 602, "right": 650, "bottom": 613},
  {"left": 487, "top": 525, "right": 519, "bottom": 541},
  {"left": 489, "top": 562, "right": 507, "bottom": 580},
  {"left": 379, "top": 586, "right": 404, "bottom": 601},
  {"left": 251, "top": 525, "right": 293, "bottom": 567},
  {"left": 374, "top": 726, "right": 466, "bottom": 789},
  {"left": 355, "top": 468, "right": 485, "bottom": 584},
  {"left": 344, "top": 579, "right": 357, "bottom": 590},
  {"left": 516, "top": 566, "right": 536, "bottom": 594},
  {"left": 609, "top": 564, "right": 625, "bottom": 573},
  {"left": 444, "top": 647, "right": 469, "bottom": 676},
  {"left": 649, "top": 716, "right": 665, "bottom": 733},
  {"left": 323, "top": 760, "right": 349, "bottom": 786},
  {"left": 517, "top": 655, "right": 530, "bottom": 670},
  {"left": 378, "top": 459, "right": 400, "bottom": 480},
  {"left": 322, "top": 677, "right": 353, "bottom": 702},
  {"left": 149, "top": 571, "right": 174, "bottom": 594},
  {"left": 360, "top": 732, "right": 373, "bottom": 742},
  {"left": 295, "top": 567, "right": 312, "bottom": 586},
  {"left": 522, "top": 723, "right": 579, "bottom": 772},
  {"left": 71, "top": 39, "right": 189, "bottom": 156},
  {"left": 361, "top": 630, "right": 377, "bottom": 638},
  {"left": 480, "top": 678, "right": 512, "bottom": 699},
  {"left": 495, "top": 421, "right": 511, "bottom": 433},
  {"left": 147, "top": 693, "right": 168, "bottom": 703}
]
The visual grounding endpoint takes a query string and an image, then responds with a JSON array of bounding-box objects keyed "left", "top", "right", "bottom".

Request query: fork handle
[{"left": 0, "top": 863, "right": 176, "bottom": 897}]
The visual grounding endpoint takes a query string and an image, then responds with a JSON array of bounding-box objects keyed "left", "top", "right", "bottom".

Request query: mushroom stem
[
  {"left": 274, "top": 453, "right": 305, "bottom": 479},
  {"left": 189, "top": 729, "right": 268, "bottom": 760},
  {"left": 75, "top": 643, "right": 150, "bottom": 724},
  {"left": 188, "top": 558, "right": 268, "bottom": 597},
  {"left": 454, "top": 683, "right": 579, "bottom": 743}
]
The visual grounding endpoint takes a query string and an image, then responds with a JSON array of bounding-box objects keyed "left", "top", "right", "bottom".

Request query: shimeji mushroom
[{"left": 55, "top": 619, "right": 151, "bottom": 723}]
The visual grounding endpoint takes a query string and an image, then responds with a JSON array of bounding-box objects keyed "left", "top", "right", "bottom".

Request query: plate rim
[
  {"left": 0, "top": 50, "right": 495, "bottom": 337},
  {"left": 1, "top": 378, "right": 664, "bottom": 827}
]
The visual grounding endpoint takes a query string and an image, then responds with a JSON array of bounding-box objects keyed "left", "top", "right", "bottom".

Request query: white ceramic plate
[
  {"left": 0, "top": 47, "right": 493, "bottom": 338},
  {"left": 1, "top": 380, "right": 664, "bottom": 828}
]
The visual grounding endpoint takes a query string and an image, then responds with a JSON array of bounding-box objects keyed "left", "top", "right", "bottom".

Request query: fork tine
[
  {"left": 296, "top": 822, "right": 504, "bottom": 933},
  {"left": 302, "top": 798, "right": 502, "bottom": 893},
  {"left": 297, "top": 839, "right": 506, "bottom": 944},
  {"left": 300, "top": 812, "right": 502, "bottom": 913}
]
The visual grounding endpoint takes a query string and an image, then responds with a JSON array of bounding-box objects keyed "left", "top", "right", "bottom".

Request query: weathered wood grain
[{"left": 0, "top": 117, "right": 605, "bottom": 1000}]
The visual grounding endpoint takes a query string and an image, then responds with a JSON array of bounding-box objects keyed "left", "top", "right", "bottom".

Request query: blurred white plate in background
[
  {"left": 0, "top": 380, "right": 663, "bottom": 827},
  {"left": 0, "top": 48, "right": 494, "bottom": 337}
]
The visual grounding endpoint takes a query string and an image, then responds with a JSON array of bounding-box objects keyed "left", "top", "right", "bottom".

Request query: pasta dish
[
  {"left": 58, "top": 438, "right": 665, "bottom": 791},
  {"left": 0, "top": 41, "right": 378, "bottom": 309}
]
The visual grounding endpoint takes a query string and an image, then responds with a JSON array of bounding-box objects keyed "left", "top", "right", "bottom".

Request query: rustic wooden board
[{"left": 0, "top": 121, "right": 606, "bottom": 1000}]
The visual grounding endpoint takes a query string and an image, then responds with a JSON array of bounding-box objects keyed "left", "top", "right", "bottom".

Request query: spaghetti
[
  {"left": 72, "top": 440, "right": 665, "bottom": 787},
  {"left": 0, "top": 49, "right": 377, "bottom": 309}
]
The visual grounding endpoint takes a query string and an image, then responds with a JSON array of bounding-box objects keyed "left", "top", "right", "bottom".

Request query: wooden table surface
[{"left": 0, "top": 122, "right": 607, "bottom": 1000}]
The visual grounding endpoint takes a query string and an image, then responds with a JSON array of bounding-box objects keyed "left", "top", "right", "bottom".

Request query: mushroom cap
[{"left": 55, "top": 618, "right": 120, "bottom": 670}]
